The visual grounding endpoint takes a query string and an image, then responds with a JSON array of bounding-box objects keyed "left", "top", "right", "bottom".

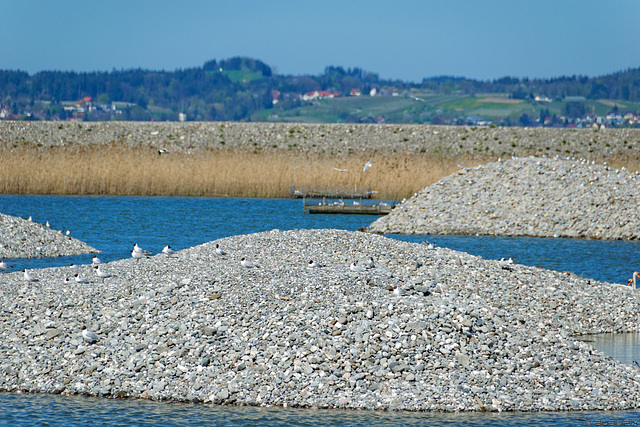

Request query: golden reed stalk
[
  {"left": 1, "top": 142, "right": 638, "bottom": 199},
  {"left": 0, "top": 146, "right": 481, "bottom": 199}
]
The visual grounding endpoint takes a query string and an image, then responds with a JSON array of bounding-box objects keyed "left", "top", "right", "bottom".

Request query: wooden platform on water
[
  {"left": 304, "top": 201, "right": 394, "bottom": 215},
  {"left": 290, "top": 186, "right": 372, "bottom": 199},
  {"left": 293, "top": 186, "right": 395, "bottom": 215}
]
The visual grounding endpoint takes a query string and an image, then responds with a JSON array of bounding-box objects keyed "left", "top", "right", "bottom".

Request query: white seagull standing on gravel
[
  {"left": 498, "top": 257, "right": 514, "bottom": 269},
  {"left": 74, "top": 274, "right": 89, "bottom": 284},
  {"left": 94, "top": 265, "right": 111, "bottom": 283},
  {"left": 92, "top": 255, "right": 103, "bottom": 265},
  {"left": 162, "top": 245, "right": 176, "bottom": 257},
  {"left": 308, "top": 260, "right": 323, "bottom": 268},
  {"left": 350, "top": 261, "right": 365, "bottom": 273},
  {"left": 23, "top": 269, "right": 38, "bottom": 282},
  {"left": 215, "top": 244, "right": 226, "bottom": 256},
  {"left": 133, "top": 243, "right": 151, "bottom": 255},
  {"left": 0, "top": 260, "right": 13, "bottom": 271},
  {"left": 240, "top": 258, "right": 258, "bottom": 269},
  {"left": 393, "top": 287, "right": 407, "bottom": 296},
  {"left": 364, "top": 257, "right": 375, "bottom": 269},
  {"left": 82, "top": 327, "right": 100, "bottom": 344},
  {"left": 131, "top": 250, "right": 147, "bottom": 262},
  {"left": 423, "top": 240, "right": 436, "bottom": 250}
]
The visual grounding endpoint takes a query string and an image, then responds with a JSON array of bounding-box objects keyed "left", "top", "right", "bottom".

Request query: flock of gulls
[
  {"left": 1, "top": 237, "right": 426, "bottom": 344},
  {"left": 1, "top": 235, "right": 448, "bottom": 294},
  {"left": 3, "top": 212, "right": 636, "bottom": 346},
  {"left": 1, "top": 240, "right": 391, "bottom": 285}
]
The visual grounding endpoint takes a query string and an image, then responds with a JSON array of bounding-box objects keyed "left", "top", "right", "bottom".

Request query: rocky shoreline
[
  {"left": 1, "top": 229, "right": 639, "bottom": 412},
  {"left": 2, "top": 121, "right": 640, "bottom": 162},
  {"left": 0, "top": 213, "right": 98, "bottom": 259},
  {"left": 366, "top": 156, "right": 640, "bottom": 240}
]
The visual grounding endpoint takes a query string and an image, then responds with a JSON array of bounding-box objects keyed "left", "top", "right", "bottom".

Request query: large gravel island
[
  {"left": 0, "top": 213, "right": 98, "bottom": 259},
  {"left": 1, "top": 229, "right": 639, "bottom": 412},
  {"left": 366, "top": 156, "right": 640, "bottom": 239}
]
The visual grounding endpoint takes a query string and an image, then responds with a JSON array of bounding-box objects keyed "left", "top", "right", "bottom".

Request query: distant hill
[{"left": 0, "top": 57, "right": 639, "bottom": 126}]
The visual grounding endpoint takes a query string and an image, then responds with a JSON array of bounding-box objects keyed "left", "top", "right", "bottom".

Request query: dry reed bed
[
  {"left": 0, "top": 146, "right": 467, "bottom": 198},
  {"left": 1, "top": 121, "right": 640, "bottom": 198}
]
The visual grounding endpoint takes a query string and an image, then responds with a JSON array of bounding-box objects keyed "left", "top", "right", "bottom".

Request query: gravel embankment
[
  {"left": 0, "top": 213, "right": 98, "bottom": 258},
  {"left": 1, "top": 121, "right": 640, "bottom": 161},
  {"left": 366, "top": 157, "right": 640, "bottom": 240},
  {"left": 1, "top": 229, "right": 639, "bottom": 412}
]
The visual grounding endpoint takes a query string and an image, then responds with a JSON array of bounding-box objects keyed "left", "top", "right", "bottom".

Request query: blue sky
[{"left": 2, "top": 0, "right": 638, "bottom": 81}]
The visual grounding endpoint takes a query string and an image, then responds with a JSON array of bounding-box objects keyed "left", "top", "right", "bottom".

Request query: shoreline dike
[
  {"left": 2, "top": 121, "right": 640, "bottom": 161},
  {"left": 1, "top": 229, "right": 639, "bottom": 412}
]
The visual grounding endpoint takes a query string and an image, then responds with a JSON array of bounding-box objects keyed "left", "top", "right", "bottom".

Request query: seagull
[
  {"left": 333, "top": 167, "right": 348, "bottom": 172},
  {"left": 65, "top": 230, "right": 71, "bottom": 236},
  {"left": 63, "top": 277, "right": 72, "bottom": 285},
  {"left": 423, "top": 241, "right": 437, "bottom": 250},
  {"left": 81, "top": 327, "right": 100, "bottom": 344},
  {"left": 23, "top": 269, "right": 38, "bottom": 282},
  {"left": 308, "top": 260, "right": 324, "bottom": 268},
  {"left": 350, "top": 261, "right": 365, "bottom": 273},
  {"left": 133, "top": 244, "right": 151, "bottom": 255},
  {"left": 628, "top": 271, "right": 640, "bottom": 287},
  {"left": 74, "top": 273, "right": 89, "bottom": 284},
  {"left": 94, "top": 265, "right": 111, "bottom": 283},
  {"left": 69, "top": 263, "right": 79, "bottom": 270},
  {"left": 365, "top": 257, "right": 375, "bottom": 269},
  {"left": 158, "top": 149, "right": 170, "bottom": 155},
  {"left": 131, "top": 250, "right": 148, "bottom": 262},
  {"left": 0, "top": 260, "right": 13, "bottom": 271},
  {"left": 92, "top": 255, "right": 103, "bottom": 265},
  {"left": 162, "top": 245, "right": 176, "bottom": 257},
  {"left": 498, "top": 258, "right": 514, "bottom": 270},
  {"left": 393, "top": 287, "right": 407, "bottom": 296},
  {"left": 363, "top": 160, "right": 373, "bottom": 172},
  {"left": 240, "top": 258, "right": 258, "bottom": 269},
  {"left": 215, "top": 244, "right": 226, "bottom": 256},
  {"left": 27, "top": 216, "right": 32, "bottom": 222},
  {"left": 45, "top": 221, "right": 51, "bottom": 228}
]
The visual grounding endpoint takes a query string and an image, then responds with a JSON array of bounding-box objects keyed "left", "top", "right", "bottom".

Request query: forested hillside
[{"left": 1, "top": 56, "right": 639, "bottom": 126}]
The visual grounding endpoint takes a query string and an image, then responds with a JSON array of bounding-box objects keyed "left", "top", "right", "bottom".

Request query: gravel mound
[
  {"left": 1, "top": 229, "right": 639, "bottom": 412},
  {"left": 366, "top": 157, "right": 640, "bottom": 239},
  {"left": 0, "top": 213, "right": 98, "bottom": 258}
]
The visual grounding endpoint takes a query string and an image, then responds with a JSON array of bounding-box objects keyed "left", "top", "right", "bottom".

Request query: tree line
[{"left": 0, "top": 56, "right": 639, "bottom": 122}]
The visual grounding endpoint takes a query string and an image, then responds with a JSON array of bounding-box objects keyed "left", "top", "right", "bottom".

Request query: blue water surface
[
  {"left": 1, "top": 392, "right": 639, "bottom": 427},
  {"left": 0, "top": 195, "right": 638, "bottom": 284}
]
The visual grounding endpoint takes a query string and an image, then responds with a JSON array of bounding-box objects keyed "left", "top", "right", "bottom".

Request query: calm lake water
[
  {"left": 2, "top": 391, "right": 640, "bottom": 427},
  {"left": 1, "top": 195, "right": 638, "bottom": 285},
  {"left": 1, "top": 194, "right": 639, "bottom": 425}
]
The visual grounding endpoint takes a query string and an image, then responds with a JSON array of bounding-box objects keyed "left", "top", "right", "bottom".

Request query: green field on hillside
[{"left": 261, "top": 93, "right": 640, "bottom": 125}]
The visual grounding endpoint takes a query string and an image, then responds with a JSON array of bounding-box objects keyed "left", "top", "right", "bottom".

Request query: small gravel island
[
  {"left": 365, "top": 156, "right": 640, "bottom": 240},
  {"left": 0, "top": 213, "right": 98, "bottom": 259},
  {"left": 1, "top": 229, "right": 639, "bottom": 412}
]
